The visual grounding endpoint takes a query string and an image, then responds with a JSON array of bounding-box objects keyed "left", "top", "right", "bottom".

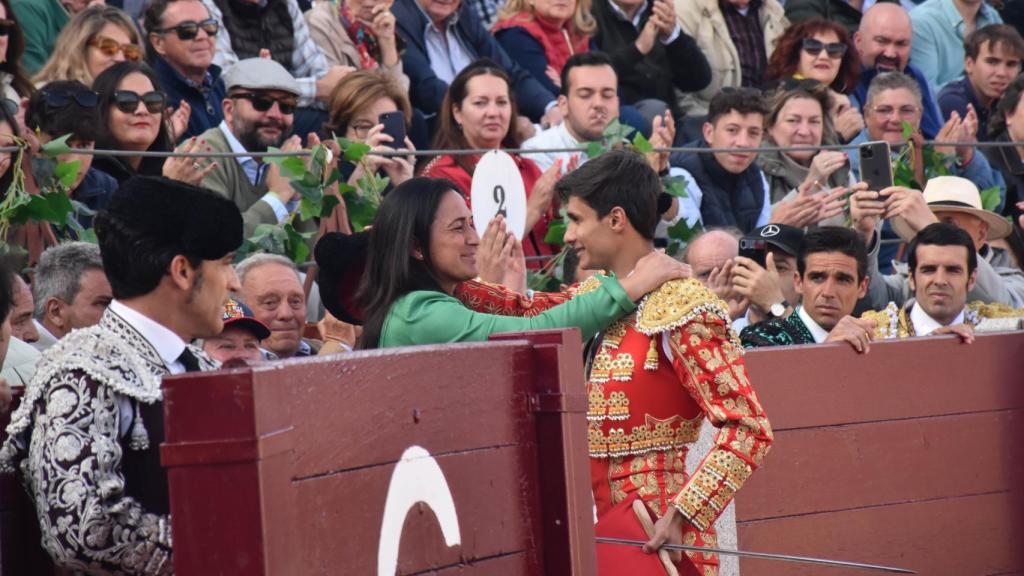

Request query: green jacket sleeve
[
  {"left": 380, "top": 275, "right": 635, "bottom": 347},
  {"left": 12, "top": 0, "right": 62, "bottom": 74}
]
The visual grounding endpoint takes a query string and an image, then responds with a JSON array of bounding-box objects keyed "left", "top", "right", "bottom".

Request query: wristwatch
[{"left": 768, "top": 300, "right": 791, "bottom": 319}]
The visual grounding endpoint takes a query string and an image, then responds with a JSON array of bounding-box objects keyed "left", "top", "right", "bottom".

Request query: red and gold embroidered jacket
[{"left": 455, "top": 276, "right": 773, "bottom": 544}]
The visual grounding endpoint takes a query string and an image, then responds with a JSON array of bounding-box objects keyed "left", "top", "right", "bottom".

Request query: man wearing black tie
[{"left": 0, "top": 176, "right": 243, "bottom": 575}]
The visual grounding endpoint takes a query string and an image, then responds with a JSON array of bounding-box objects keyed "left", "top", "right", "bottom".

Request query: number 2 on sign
[{"left": 493, "top": 185, "right": 507, "bottom": 219}]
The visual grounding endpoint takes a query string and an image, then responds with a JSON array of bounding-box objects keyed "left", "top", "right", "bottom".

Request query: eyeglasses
[
  {"left": 0, "top": 19, "right": 15, "bottom": 36},
  {"left": 230, "top": 92, "right": 298, "bottom": 115},
  {"left": 869, "top": 104, "right": 920, "bottom": 118},
  {"left": 88, "top": 36, "right": 142, "bottom": 61},
  {"left": 153, "top": 18, "right": 219, "bottom": 40},
  {"left": 349, "top": 121, "right": 375, "bottom": 138},
  {"left": 112, "top": 90, "right": 167, "bottom": 114},
  {"left": 42, "top": 89, "right": 99, "bottom": 108},
  {"left": 802, "top": 38, "right": 848, "bottom": 59}
]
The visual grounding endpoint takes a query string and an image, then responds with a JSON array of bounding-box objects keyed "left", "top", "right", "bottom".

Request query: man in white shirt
[
  {"left": 0, "top": 176, "right": 243, "bottom": 575},
  {"left": 522, "top": 52, "right": 621, "bottom": 173},
  {"left": 741, "top": 226, "right": 878, "bottom": 352},
  {"left": 861, "top": 222, "right": 1017, "bottom": 339}
]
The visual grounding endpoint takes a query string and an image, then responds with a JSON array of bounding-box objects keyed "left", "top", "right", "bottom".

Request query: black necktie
[{"left": 177, "top": 348, "right": 202, "bottom": 373}]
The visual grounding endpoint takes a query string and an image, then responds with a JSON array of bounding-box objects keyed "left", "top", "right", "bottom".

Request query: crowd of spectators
[
  {"left": 0, "top": 0, "right": 1021, "bottom": 571},
  {"left": 0, "top": 0, "right": 1019, "bottom": 373}
]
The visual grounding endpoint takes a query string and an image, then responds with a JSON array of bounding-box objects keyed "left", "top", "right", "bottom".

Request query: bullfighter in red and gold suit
[{"left": 456, "top": 150, "right": 773, "bottom": 576}]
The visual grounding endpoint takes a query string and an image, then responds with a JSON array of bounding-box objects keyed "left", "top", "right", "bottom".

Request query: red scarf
[
  {"left": 339, "top": 2, "right": 379, "bottom": 70},
  {"left": 491, "top": 12, "right": 589, "bottom": 75}
]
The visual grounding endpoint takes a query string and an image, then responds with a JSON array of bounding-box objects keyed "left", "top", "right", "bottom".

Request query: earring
[{"left": 413, "top": 251, "right": 424, "bottom": 260}]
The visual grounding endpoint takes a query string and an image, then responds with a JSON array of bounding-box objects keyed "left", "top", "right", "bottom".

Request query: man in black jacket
[
  {"left": 669, "top": 88, "right": 772, "bottom": 234},
  {"left": 392, "top": 0, "right": 561, "bottom": 128},
  {"left": 590, "top": 0, "right": 711, "bottom": 130}
]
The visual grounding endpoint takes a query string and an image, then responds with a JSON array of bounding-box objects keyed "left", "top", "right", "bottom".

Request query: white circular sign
[{"left": 470, "top": 150, "right": 527, "bottom": 240}]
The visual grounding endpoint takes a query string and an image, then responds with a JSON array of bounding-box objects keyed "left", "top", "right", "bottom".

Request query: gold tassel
[{"left": 644, "top": 338, "right": 659, "bottom": 371}]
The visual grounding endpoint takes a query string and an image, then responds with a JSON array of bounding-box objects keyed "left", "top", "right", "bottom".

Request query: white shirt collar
[
  {"left": 908, "top": 300, "right": 964, "bottom": 336},
  {"left": 108, "top": 300, "right": 188, "bottom": 374},
  {"left": 797, "top": 305, "right": 830, "bottom": 344}
]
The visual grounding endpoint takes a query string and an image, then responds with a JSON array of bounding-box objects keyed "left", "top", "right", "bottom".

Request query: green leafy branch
[
  {"left": 236, "top": 137, "right": 386, "bottom": 264},
  {"left": 0, "top": 134, "right": 94, "bottom": 247}
]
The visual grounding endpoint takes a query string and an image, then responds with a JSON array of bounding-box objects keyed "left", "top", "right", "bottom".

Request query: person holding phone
[
  {"left": 421, "top": 60, "right": 564, "bottom": 266},
  {"left": 845, "top": 71, "right": 1006, "bottom": 272},
  {"left": 758, "top": 82, "right": 851, "bottom": 229},
  {"left": 324, "top": 69, "right": 416, "bottom": 193}
]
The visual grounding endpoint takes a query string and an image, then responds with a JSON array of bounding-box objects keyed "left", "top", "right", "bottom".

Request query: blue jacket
[
  {"left": 392, "top": 0, "right": 556, "bottom": 121},
  {"left": 853, "top": 64, "right": 943, "bottom": 139},
  {"left": 153, "top": 56, "right": 226, "bottom": 142}
]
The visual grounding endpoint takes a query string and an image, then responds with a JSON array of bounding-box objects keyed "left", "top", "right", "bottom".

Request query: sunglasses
[
  {"left": 112, "top": 90, "right": 167, "bottom": 114},
  {"left": 0, "top": 19, "right": 15, "bottom": 36},
  {"left": 802, "top": 38, "right": 848, "bottom": 59},
  {"left": 154, "top": 18, "right": 219, "bottom": 41},
  {"left": 230, "top": 92, "right": 298, "bottom": 115},
  {"left": 88, "top": 36, "right": 143, "bottom": 61},
  {"left": 43, "top": 89, "right": 99, "bottom": 108}
]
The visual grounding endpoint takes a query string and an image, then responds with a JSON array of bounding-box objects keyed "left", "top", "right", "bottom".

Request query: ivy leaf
[
  {"left": 55, "top": 159, "right": 82, "bottom": 190},
  {"left": 344, "top": 141, "right": 372, "bottom": 162},
  {"left": 78, "top": 227, "right": 98, "bottom": 244},
  {"left": 284, "top": 224, "right": 310, "bottom": 264},
  {"left": 663, "top": 175, "right": 689, "bottom": 198},
  {"left": 666, "top": 217, "right": 700, "bottom": 244},
  {"left": 265, "top": 148, "right": 307, "bottom": 179},
  {"left": 345, "top": 191, "right": 377, "bottom": 231},
  {"left": 544, "top": 219, "right": 566, "bottom": 245},
  {"left": 299, "top": 197, "right": 321, "bottom": 221},
  {"left": 900, "top": 121, "right": 913, "bottom": 141},
  {"left": 666, "top": 240, "right": 682, "bottom": 257},
  {"left": 980, "top": 186, "right": 1002, "bottom": 212},
  {"left": 320, "top": 194, "right": 341, "bottom": 218},
  {"left": 631, "top": 132, "right": 653, "bottom": 154},
  {"left": 41, "top": 134, "right": 72, "bottom": 157},
  {"left": 586, "top": 141, "right": 605, "bottom": 159}
]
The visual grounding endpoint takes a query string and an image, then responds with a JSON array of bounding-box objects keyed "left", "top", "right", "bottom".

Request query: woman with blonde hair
[
  {"left": 325, "top": 69, "right": 416, "bottom": 191},
  {"left": 34, "top": 5, "right": 144, "bottom": 87},
  {"left": 491, "top": 0, "right": 594, "bottom": 95}
]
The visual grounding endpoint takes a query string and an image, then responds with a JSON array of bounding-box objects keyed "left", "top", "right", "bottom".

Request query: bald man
[
  {"left": 684, "top": 229, "right": 740, "bottom": 285},
  {"left": 852, "top": 3, "right": 944, "bottom": 138}
]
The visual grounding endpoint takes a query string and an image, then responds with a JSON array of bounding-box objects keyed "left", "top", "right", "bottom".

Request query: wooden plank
[
  {"left": 737, "top": 492, "right": 1024, "bottom": 576},
  {"left": 737, "top": 410, "right": 1024, "bottom": 521},
  {"left": 744, "top": 333, "right": 1024, "bottom": 430},
  {"left": 291, "top": 445, "right": 542, "bottom": 574},
  {"left": 270, "top": 343, "right": 535, "bottom": 479}
]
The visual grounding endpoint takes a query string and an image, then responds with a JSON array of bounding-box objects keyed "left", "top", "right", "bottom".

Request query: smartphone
[
  {"left": 379, "top": 111, "right": 406, "bottom": 149},
  {"left": 738, "top": 238, "right": 767, "bottom": 267},
  {"left": 858, "top": 140, "right": 893, "bottom": 191}
]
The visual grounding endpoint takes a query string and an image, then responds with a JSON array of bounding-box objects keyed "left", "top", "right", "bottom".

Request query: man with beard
[
  {"left": 852, "top": 2, "right": 944, "bottom": 138},
  {"left": 192, "top": 57, "right": 316, "bottom": 238}
]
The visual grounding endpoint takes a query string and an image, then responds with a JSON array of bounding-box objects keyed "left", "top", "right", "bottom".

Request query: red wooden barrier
[
  {"left": 161, "top": 329, "right": 597, "bottom": 575},
  {"left": 738, "top": 332, "right": 1024, "bottom": 575},
  {"left": 1, "top": 330, "right": 1022, "bottom": 575}
]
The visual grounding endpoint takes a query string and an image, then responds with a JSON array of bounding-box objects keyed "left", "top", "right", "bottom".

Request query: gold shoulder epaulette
[
  {"left": 568, "top": 274, "right": 606, "bottom": 297},
  {"left": 634, "top": 278, "right": 731, "bottom": 336},
  {"left": 860, "top": 303, "right": 900, "bottom": 338},
  {"left": 966, "top": 301, "right": 1024, "bottom": 320}
]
